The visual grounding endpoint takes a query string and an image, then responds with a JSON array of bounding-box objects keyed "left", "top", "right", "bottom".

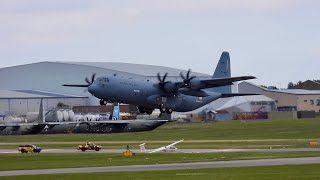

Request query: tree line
[{"left": 287, "top": 80, "right": 320, "bottom": 89}]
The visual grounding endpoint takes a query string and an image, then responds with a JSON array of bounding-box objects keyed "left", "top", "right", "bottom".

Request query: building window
[
  {"left": 317, "top": 100, "right": 320, "bottom": 106},
  {"left": 310, "top": 100, "right": 314, "bottom": 105},
  {"left": 304, "top": 100, "right": 308, "bottom": 103}
]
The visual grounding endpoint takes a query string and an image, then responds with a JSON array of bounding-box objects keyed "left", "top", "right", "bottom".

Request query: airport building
[
  {"left": 239, "top": 81, "right": 320, "bottom": 112},
  {"left": 264, "top": 89, "right": 320, "bottom": 112}
]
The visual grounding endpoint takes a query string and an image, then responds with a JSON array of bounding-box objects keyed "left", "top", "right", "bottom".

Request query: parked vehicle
[
  {"left": 18, "top": 144, "right": 41, "bottom": 153},
  {"left": 78, "top": 142, "right": 102, "bottom": 151}
]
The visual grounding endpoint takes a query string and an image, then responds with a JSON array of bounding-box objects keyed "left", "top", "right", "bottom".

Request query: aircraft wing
[
  {"left": 79, "top": 120, "right": 129, "bottom": 124},
  {"left": 1, "top": 120, "right": 166, "bottom": 127},
  {"left": 30, "top": 120, "right": 131, "bottom": 126},
  {"left": 149, "top": 146, "right": 166, "bottom": 153},
  {"left": 0, "top": 124, "right": 21, "bottom": 130},
  {"left": 221, "top": 93, "right": 260, "bottom": 98},
  {"left": 167, "top": 139, "right": 184, "bottom": 147},
  {"left": 0, "top": 126, "right": 7, "bottom": 131},
  {"left": 200, "top": 76, "right": 256, "bottom": 88},
  {"left": 149, "top": 139, "right": 184, "bottom": 153}
]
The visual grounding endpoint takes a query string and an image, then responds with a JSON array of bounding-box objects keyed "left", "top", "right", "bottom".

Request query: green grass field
[
  {"left": 1, "top": 152, "right": 320, "bottom": 171},
  {"left": 0, "top": 139, "right": 314, "bottom": 149},
  {"left": 2, "top": 164, "right": 320, "bottom": 180},
  {"left": 1, "top": 119, "right": 320, "bottom": 143},
  {"left": 1, "top": 118, "right": 320, "bottom": 178},
  {"left": 1, "top": 119, "right": 319, "bottom": 149}
]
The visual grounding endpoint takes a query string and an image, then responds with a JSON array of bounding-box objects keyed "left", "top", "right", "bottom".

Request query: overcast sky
[{"left": 0, "top": 0, "right": 319, "bottom": 88}]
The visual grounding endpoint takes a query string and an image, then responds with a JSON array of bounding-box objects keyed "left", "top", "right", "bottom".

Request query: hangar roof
[
  {"left": 239, "top": 81, "right": 267, "bottom": 90},
  {"left": 265, "top": 89, "right": 320, "bottom": 95},
  {"left": 213, "top": 95, "right": 275, "bottom": 111},
  {"left": 59, "top": 62, "right": 210, "bottom": 77},
  {"left": 0, "top": 90, "right": 88, "bottom": 99}
]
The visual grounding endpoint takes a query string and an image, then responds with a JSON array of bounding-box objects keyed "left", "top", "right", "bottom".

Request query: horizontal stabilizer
[
  {"left": 202, "top": 76, "right": 256, "bottom": 87},
  {"left": 221, "top": 93, "right": 260, "bottom": 98}
]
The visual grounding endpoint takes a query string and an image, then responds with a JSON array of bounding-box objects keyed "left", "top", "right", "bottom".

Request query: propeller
[
  {"left": 180, "top": 69, "right": 196, "bottom": 87},
  {"left": 63, "top": 73, "right": 96, "bottom": 87},
  {"left": 157, "top": 72, "right": 169, "bottom": 89},
  {"left": 157, "top": 72, "right": 181, "bottom": 93},
  {"left": 85, "top": 73, "right": 96, "bottom": 86}
]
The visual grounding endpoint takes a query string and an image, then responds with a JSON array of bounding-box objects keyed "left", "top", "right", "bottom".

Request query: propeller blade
[
  {"left": 180, "top": 72, "right": 185, "bottom": 80},
  {"left": 186, "top": 69, "right": 191, "bottom": 79},
  {"left": 157, "top": 73, "right": 162, "bottom": 82},
  {"left": 91, "top": 73, "right": 96, "bottom": 84},
  {"left": 162, "top": 73, "right": 168, "bottom": 82},
  {"left": 189, "top": 76, "right": 196, "bottom": 81},
  {"left": 180, "top": 69, "right": 196, "bottom": 87},
  {"left": 85, "top": 77, "right": 90, "bottom": 84}
]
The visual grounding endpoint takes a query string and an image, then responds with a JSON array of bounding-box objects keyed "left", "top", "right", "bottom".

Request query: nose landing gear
[{"left": 99, "top": 99, "right": 108, "bottom": 106}]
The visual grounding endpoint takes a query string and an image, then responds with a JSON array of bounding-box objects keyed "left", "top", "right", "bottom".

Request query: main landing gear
[
  {"left": 138, "top": 106, "right": 154, "bottom": 115},
  {"left": 159, "top": 106, "right": 173, "bottom": 114},
  {"left": 99, "top": 99, "right": 108, "bottom": 106}
]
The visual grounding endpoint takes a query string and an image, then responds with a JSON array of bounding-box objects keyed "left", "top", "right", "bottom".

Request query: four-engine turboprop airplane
[
  {"left": 63, "top": 52, "right": 256, "bottom": 114},
  {"left": 139, "top": 139, "right": 184, "bottom": 153},
  {"left": 0, "top": 100, "right": 167, "bottom": 135}
]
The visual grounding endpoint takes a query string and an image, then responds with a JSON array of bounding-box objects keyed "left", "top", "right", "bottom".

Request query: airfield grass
[
  {"left": 1, "top": 152, "right": 320, "bottom": 171},
  {"left": 1, "top": 119, "right": 320, "bottom": 144},
  {"left": 2, "top": 164, "right": 320, "bottom": 180},
  {"left": 1, "top": 118, "right": 320, "bottom": 178},
  {"left": 0, "top": 139, "right": 314, "bottom": 149},
  {"left": 0, "top": 118, "right": 320, "bottom": 150}
]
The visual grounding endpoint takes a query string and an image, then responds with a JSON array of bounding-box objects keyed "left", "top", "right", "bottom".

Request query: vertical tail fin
[
  {"left": 109, "top": 103, "right": 120, "bottom": 120},
  {"left": 213, "top": 51, "right": 231, "bottom": 78},
  {"left": 139, "top": 143, "right": 146, "bottom": 152},
  {"left": 210, "top": 51, "right": 232, "bottom": 93},
  {"left": 37, "top": 99, "right": 45, "bottom": 123}
]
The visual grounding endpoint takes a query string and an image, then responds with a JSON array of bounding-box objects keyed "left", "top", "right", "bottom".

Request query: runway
[
  {"left": 1, "top": 148, "right": 320, "bottom": 154},
  {"left": 1, "top": 157, "right": 320, "bottom": 176}
]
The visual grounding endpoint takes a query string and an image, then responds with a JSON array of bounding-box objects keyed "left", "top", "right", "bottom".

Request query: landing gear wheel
[
  {"left": 99, "top": 99, "right": 107, "bottom": 106},
  {"left": 138, "top": 106, "right": 145, "bottom": 114},
  {"left": 160, "top": 107, "right": 166, "bottom": 113},
  {"left": 166, "top": 109, "right": 173, "bottom": 114}
]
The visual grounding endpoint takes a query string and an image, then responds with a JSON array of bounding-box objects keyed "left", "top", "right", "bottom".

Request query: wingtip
[{"left": 244, "top": 76, "right": 256, "bottom": 80}]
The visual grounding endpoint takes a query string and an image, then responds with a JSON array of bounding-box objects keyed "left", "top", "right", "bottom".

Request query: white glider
[{"left": 139, "top": 139, "right": 184, "bottom": 153}]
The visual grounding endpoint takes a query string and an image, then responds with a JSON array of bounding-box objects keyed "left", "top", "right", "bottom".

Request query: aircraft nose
[{"left": 88, "top": 84, "right": 96, "bottom": 94}]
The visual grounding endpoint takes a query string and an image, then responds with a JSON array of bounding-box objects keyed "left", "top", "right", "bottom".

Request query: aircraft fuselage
[{"left": 89, "top": 75, "right": 221, "bottom": 112}]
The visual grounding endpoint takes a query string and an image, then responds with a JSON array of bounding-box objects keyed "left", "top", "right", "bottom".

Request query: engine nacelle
[
  {"left": 163, "top": 82, "right": 178, "bottom": 93},
  {"left": 189, "top": 79, "right": 205, "bottom": 89}
]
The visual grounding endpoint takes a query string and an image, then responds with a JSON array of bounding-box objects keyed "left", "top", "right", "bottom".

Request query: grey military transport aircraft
[
  {"left": 0, "top": 100, "right": 167, "bottom": 135},
  {"left": 63, "top": 51, "right": 256, "bottom": 114}
]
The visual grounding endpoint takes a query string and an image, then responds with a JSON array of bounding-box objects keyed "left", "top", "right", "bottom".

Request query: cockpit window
[{"left": 98, "top": 77, "right": 109, "bottom": 83}]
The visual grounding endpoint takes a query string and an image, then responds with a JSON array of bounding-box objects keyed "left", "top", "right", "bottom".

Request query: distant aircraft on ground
[
  {"left": 139, "top": 139, "right": 184, "bottom": 153},
  {"left": 63, "top": 51, "right": 256, "bottom": 114},
  {"left": 0, "top": 100, "right": 167, "bottom": 135}
]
